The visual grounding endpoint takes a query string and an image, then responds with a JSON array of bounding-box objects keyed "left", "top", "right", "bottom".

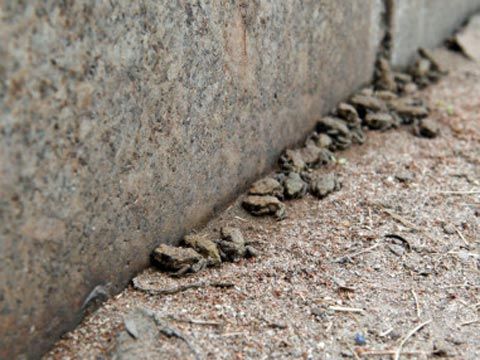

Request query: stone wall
[
  {"left": 0, "top": 1, "right": 381, "bottom": 358},
  {"left": 390, "top": 0, "right": 480, "bottom": 66},
  {"left": 1, "top": 0, "right": 479, "bottom": 358}
]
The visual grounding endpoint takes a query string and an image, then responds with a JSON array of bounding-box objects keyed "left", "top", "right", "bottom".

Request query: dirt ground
[{"left": 45, "top": 49, "right": 479, "bottom": 360}]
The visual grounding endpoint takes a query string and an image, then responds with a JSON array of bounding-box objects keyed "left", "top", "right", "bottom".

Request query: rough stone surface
[
  {"left": 0, "top": 2, "right": 382, "bottom": 357},
  {"left": 112, "top": 308, "right": 163, "bottom": 360},
  {"left": 111, "top": 307, "right": 192, "bottom": 359},
  {"left": 390, "top": 0, "right": 480, "bottom": 66},
  {"left": 456, "top": 14, "right": 480, "bottom": 61}
]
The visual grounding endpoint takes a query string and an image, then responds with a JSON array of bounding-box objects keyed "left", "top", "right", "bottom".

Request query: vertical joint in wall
[{"left": 378, "top": 0, "right": 394, "bottom": 62}]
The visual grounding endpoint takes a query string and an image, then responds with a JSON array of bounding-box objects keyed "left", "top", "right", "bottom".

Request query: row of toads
[{"left": 151, "top": 48, "right": 443, "bottom": 277}]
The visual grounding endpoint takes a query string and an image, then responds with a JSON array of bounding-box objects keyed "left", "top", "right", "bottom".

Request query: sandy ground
[{"left": 45, "top": 49, "right": 479, "bottom": 360}]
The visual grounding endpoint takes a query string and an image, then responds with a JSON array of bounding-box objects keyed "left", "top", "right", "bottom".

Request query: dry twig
[
  {"left": 435, "top": 190, "right": 480, "bottom": 195},
  {"left": 411, "top": 289, "right": 421, "bottom": 318},
  {"left": 234, "top": 216, "right": 248, "bottom": 222},
  {"left": 156, "top": 322, "right": 201, "bottom": 360},
  {"left": 328, "top": 306, "right": 364, "bottom": 314},
  {"left": 358, "top": 349, "right": 426, "bottom": 357},
  {"left": 167, "top": 315, "right": 222, "bottom": 327},
  {"left": 459, "top": 318, "right": 480, "bottom": 326},
  {"left": 349, "top": 346, "right": 361, "bottom": 360},
  {"left": 382, "top": 209, "right": 421, "bottom": 231},
  {"left": 441, "top": 281, "right": 479, "bottom": 289},
  {"left": 394, "top": 319, "right": 432, "bottom": 360},
  {"left": 219, "top": 332, "right": 245, "bottom": 337},
  {"left": 333, "top": 242, "right": 382, "bottom": 263},
  {"left": 379, "top": 327, "right": 394, "bottom": 337},
  {"left": 382, "top": 208, "right": 436, "bottom": 243},
  {"left": 454, "top": 227, "right": 470, "bottom": 246},
  {"left": 133, "top": 278, "right": 234, "bottom": 295}
]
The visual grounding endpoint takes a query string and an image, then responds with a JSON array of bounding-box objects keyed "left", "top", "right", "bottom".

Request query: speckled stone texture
[
  {"left": 390, "top": 0, "right": 480, "bottom": 66},
  {"left": 0, "top": 1, "right": 382, "bottom": 358}
]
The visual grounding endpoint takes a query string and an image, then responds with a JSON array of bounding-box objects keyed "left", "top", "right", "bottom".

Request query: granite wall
[
  {"left": 2, "top": 0, "right": 480, "bottom": 358},
  {"left": 0, "top": 1, "right": 383, "bottom": 358},
  {"left": 390, "top": 0, "right": 480, "bottom": 66}
]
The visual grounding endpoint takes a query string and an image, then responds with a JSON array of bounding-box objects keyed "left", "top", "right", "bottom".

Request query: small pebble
[
  {"left": 354, "top": 333, "right": 366, "bottom": 346},
  {"left": 395, "top": 170, "right": 413, "bottom": 183},
  {"left": 388, "top": 244, "right": 405, "bottom": 257},
  {"left": 442, "top": 222, "right": 457, "bottom": 235}
]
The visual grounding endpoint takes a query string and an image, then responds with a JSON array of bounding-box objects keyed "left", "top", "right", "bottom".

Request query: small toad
[
  {"left": 218, "top": 227, "right": 258, "bottom": 262},
  {"left": 152, "top": 244, "right": 207, "bottom": 276}
]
